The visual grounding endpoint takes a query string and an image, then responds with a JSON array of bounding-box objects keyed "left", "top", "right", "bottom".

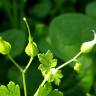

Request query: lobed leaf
[
  {"left": 38, "top": 50, "right": 57, "bottom": 76},
  {"left": 0, "top": 81, "right": 20, "bottom": 96},
  {"left": 48, "top": 69, "right": 63, "bottom": 86},
  {"left": 35, "top": 83, "right": 52, "bottom": 96},
  {"left": 34, "top": 83, "right": 63, "bottom": 96}
]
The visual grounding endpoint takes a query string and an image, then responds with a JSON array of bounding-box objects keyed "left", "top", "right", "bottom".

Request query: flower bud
[
  {"left": 74, "top": 63, "right": 81, "bottom": 73},
  {"left": 80, "top": 41, "right": 95, "bottom": 53},
  {"left": 0, "top": 37, "right": 11, "bottom": 55},
  {"left": 81, "top": 31, "right": 96, "bottom": 53},
  {"left": 25, "top": 41, "right": 38, "bottom": 57}
]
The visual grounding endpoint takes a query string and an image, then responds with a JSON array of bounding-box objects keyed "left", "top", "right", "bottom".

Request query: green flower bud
[
  {"left": 25, "top": 41, "right": 38, "bottom": 57},
  {"left": 81, "top": 31, "right": 96, "bottom": 53},
  {"left": 74, "top": 63, "right": 81, "bottom": 73},
  {"left": 80, "top": 41, "right": 95, "bottom": 53},
  {"left": 0, "top": 37, "right": 11, "bottom": 55},
  {"left": 23, "top": 17, "right": 38, "bottom": 57}
]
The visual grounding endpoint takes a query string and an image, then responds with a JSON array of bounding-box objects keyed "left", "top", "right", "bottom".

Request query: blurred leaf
[
  {"left": 54, "top": 0, "right": 65, "bottom": 6},
  {"left": 0, "top": 29, "right": 26, "bottom": 57},
  {"left": 7, "top": 66, "right": 23, "bottom": 88},
  {"left": 49, "top": 13, "right": 96, "bottom": 60},
  {"left": 0, "top": 0, "right": 8, "bottom": 8},
  {"left": 0, "top": 81, "right": 20, "bottom": 96},
  {"left": 59, "top": 66, "right": 85, "bottom": 96},
  {"left": 78, "top": 55, "right": 94, "bottom": 92},
  {"left": 31, "top": 1, "right": 51, "bottom": 18},
  {"left": 86, "top": 2, "right": 96, "bottom": 19}
]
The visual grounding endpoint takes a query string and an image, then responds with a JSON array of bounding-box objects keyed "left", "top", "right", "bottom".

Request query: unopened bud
[
  {"left": 80, "top": 40, "right": 95, "bottom": 53},
  {"left": 0, "top": 37, "right": 11, "bottom": 55},
  {"left": 81, "top": 31, "right": 96, "bottom": 53},
  {"left": 74, "top": 63, "right": 81, "bottom": 73},
  {"left": 25, "top": 41, "right": 38, "bottom": 57}
]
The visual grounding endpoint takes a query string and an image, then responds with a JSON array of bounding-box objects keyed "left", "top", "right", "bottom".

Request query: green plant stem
[
  {"left": 34, "top": 73, "right": 50, "bottom": 96},
  {"left": 56, "top": 51, "right": 82, "bottom": 70},
  {"left": 41, "top": 73, "right": 50, "bottom": 86},
  {"left": 22, "top": 57, "right": 33, "bottom": 96},
  {"left": 8, "top": 54, "right": 33, "bottom": 96},
  {"left": 23, "top": 57, "right": 33, "bottom": 73},
  {"left": 22, "top": 72, "right": 27, "bottom": 96},
  {"left": 7, "top": 54, "right": 23, "bottom": 72}
]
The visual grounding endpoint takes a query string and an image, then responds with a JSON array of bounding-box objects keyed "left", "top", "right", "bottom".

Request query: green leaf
[
  {"left": 0, "top": 29, "right": 26, "bottom": 57},
  {"left": 38, "top": 50, "right": 57, "bottom": 76},
  {"left": 86, "top": 2, "right": 96, "bottom": 19},
  {"left": 31, "top": 1, "right": 51, "bottom": 18},
  {"left": 49, "top": 13, "right": 96, "bottom": 61},
  {"left": 48, "top": 89, "right": 63, "bottom": 96},
  {"left": 77, "top": 55, "right": 94, "bottom": 92},
  {"left": 0, "top": 81, "right": 20, "bottom": 96},
  {"left": 0, "top": 85, "right": 9, "bottom": 96},
  {"left": 35, "top": 83, "right": 52, "bottom": 96},
  {"left": 34, "top": 83, "right": 63, "bottom": 96},
  {"left": 48, "top": 69, "right": 63, "bottom": 86},
  {"left": 7, "top": 66, "right": 23, "bottom": 88}
]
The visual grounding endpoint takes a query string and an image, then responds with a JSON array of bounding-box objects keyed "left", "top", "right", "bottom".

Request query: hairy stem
[{"left": 56, "top": 51, "right": 82, "bottom": 70}]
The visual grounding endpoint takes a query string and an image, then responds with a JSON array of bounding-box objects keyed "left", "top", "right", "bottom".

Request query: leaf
[
  {"left": 34, "top": 83, "right": 52, "bottom": 96},
  {"left": 34, "top": 83, "right": 63, "bottom": 96},
  {"left": 7, "top": 66, "right": 23, "bottom": 88},
  {"left": 77, "top": 55, "right": 94, "bottom": 92},
  {"left": 0, "top": 29, "right": 26, "bottom": 57},
  {"left": 49, "top": 13, "right": 96, "bottom": 61},
  {"left": 0, "top": 85, "right": 9, "bottom": 96},
  {"left": 30, "top": 1, "right": 51, "bottom": 18},
  {"left": 0, "top": 81, "right": 20, "bottom": 96},
  {"left": 48, "top": 69, "right": 63, "bottom": 86},
  {"left": 38, "top": 50, "right": 57, "bottom": 76},
  {"left": 48, "top": 89, "right": 63, "bottom": 96},
  {"left": 86, "top": 2, "right": 96, "bottom": 19}
]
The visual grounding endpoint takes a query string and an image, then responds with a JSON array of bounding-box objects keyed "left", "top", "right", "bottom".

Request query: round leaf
[
  {"left": 31, "top": 1, "right": 51, "bottom": 18},
  {"left": 86, "top": 2, "right": 96, "bottom": 19},
  {"left": 49, "top": 13, "right": 96, "bottom": 60},
  {"left": 0, "top": 29, "right": 26, "bottom": 57}
]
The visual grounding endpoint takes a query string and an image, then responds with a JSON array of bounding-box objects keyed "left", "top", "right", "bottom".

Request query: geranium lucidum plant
[{"left": 0, "top": 18, "right": 96, "bottom": 96}]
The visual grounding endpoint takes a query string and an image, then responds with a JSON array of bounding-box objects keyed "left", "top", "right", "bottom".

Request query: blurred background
[{"left": 0, "top": 0, "right": 96, "bottom": 96}]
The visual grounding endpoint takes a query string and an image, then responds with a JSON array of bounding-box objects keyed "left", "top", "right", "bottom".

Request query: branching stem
[
  {"left": 56, "top": 51, "right": 82, "bottom": 70},
  {"left": 23, "top": 57, "right": 33, "bottom": 73},
  {"left": 7, "top": 54, "right": 33, "bottom": 96}
]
